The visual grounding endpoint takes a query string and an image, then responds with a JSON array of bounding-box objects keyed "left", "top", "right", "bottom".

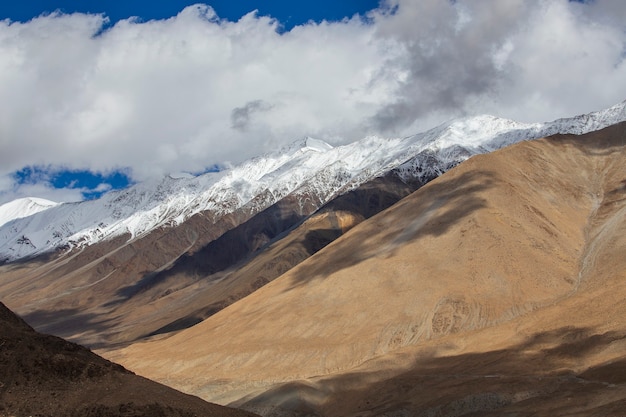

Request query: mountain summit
[
  {"left": 1, "top": 100, "right": 625, "bottom": 264},
  {"left": 0, "top": 197, "right": 58, "bottom": 228}
]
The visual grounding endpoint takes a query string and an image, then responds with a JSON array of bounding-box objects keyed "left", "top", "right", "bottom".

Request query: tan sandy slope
[
  {"left": 106, "top": 123, "right": 626, "bottom": 416},
  {"left": 0, "top": 176, "right": 408, "bottom": 348}
]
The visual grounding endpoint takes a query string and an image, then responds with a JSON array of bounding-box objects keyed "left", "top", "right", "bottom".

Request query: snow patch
[{"left": 0, "top": 198, "right": 59, "bottom": 228}]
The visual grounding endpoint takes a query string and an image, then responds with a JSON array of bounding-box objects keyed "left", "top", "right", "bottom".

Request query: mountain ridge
[
  {"left": 1, "top": 102, "right": 625, "bottom": 351},
  {"left": 105, "top": 121, "right": 626, "bottom": 416},
  {"left": 0, "top": 105, "right": 625, "bottom": 416},
  {"left": 2, "top": 100, "right": 625, "bottom": 264},
  {"left": 0, "top": 197, "right": 58, "bottom": 228}
]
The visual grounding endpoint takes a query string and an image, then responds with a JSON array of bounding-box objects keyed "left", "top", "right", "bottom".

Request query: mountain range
[
  {"left": 1, "top": 101, "right": 626, "bottom": 416},
  {"left": 2, "top": 101, "right": 625, "bottom": 264}
]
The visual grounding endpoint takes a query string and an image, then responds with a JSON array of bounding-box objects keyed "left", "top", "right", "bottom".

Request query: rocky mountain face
[
  {"left": 106, "top": 121, "right": 626, "bottom": 416},
  {"left": 0, "top": 102, "right": 624, "bottom": 350},
  {"left": 0, "top": 301, "right": 259, "bottom": 417},
  {"left": 0, "top": 104, "right": 626, "bottom": 416}
]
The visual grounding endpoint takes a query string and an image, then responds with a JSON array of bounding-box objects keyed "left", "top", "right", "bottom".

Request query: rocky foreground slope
[
  {"left": 0, "top": 301, "right": 258, "bottom": 417},
  {"left": 106, "top": 122, "right": 626, "bottom": 416}
]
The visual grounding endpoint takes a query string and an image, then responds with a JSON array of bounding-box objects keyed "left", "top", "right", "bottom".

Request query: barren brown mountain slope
[
  {"left": 0, "top": 198, "right": 313, "bottom": 348},
  {"left": 106, "top": 122, "right": 626, "bottom": 416},
  {"left": 0, "top": 301, "right": 259, "bottom": 417},
  {"left": 0, "top": 174, "right": 414, "bottom": 348}
]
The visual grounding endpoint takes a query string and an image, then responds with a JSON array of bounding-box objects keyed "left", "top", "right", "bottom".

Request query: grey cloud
[
  {"left": 577, "top": 0, "right": 626, "bottom": 29},
  {"left": 1, "top": 0, "right": 625, "bottom": 204},
  {"left": 231, "top": 100, "right": 274, "bottom": 131},
  {"left": 370, "top": 0, "right": 530, "bottom": 132},
  {"left": 371, "top": 0, "right": 626, "bottom": 132}
]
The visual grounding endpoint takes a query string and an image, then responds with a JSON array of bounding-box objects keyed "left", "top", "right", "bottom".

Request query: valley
[{"left": 1, "top": 106, "right": 626, "bottom": 416}]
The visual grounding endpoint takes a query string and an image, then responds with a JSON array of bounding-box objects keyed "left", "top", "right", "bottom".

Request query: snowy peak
[
  {"left": 0, "top": 198, "right": 59, "bottom": 228},
  {"left": 274, "top": 136, "right": 334, "bottom": 158},
  {"left": 428, "top": 115, "right": 528, "bottom": 151},
  {"left": 302, "top": 137, "right": 334, "bottom": 153},
  {"left": 549, "top": 99, "right": 626, "bottom": 135},
  {"left": 1, "top": 101, "right": 625, "bottom": 263}
]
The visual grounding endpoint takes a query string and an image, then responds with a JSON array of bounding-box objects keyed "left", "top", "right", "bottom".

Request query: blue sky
[
  {"left": 1, "top": 1, "right": 380, "bottom": 31},
  {"left": 0, "top": 0, "right": 625, "bottom": 204},
  {"left": 0, "top": 1, "right": 380, "bottom": 201}
]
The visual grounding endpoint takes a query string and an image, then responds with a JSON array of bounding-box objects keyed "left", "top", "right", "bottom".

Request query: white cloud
[
  {"left": 0, "top": 0, "right": 624, "bottom": 202},
  {"left": 367, "top": 0, "right": 626, "bottom": 132},
  {"left": 92, "top": 182, "right": 113, "bottom": 193},
  {"left": 0, "top": 175, "right": 86, "bottom": 204}
]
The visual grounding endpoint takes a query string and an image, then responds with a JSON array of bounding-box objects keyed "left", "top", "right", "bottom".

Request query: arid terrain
[
  {"left": 0, "top": 167, "right": 416, "bottom": 350},
  {"left": 0, "top": 301, "right": 259, "bottom": 417},
  {"left": 103, "top": 122, "right": 626, "bottom": 416},
  {"left": 1, "top": 122, "right": 625, "bottom": 416}
]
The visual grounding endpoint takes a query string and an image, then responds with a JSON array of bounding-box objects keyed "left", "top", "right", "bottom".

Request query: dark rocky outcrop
[{"left": 0, "top": 301, "right": 258, "bottom": 417}]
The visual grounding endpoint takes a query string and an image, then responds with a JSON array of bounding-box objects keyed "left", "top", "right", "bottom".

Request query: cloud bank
[{"left": 1, "top": 0, "right": 625, "bottom": 203}]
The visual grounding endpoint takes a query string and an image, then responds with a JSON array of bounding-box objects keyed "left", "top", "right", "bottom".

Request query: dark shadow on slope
[
  {"left": 114, "top": 199, "right": 308, "bottom": 300},
  {"left": 605, "top": 179, "right": 626, "bottom": 208},
  {"left": 319, "top": 174, "right": 418, "bottom": 219},
  {"left": 119, "top": 175, "right": 419, "bottom": 302},
  {"left": 145, "top": 303, "right": 233, "bottom": 338},
  {"left": 285, "top": 169, "right": 494, "bottom": 288},
  {"left": 301, "top": 228, "right": 344, "bottom": 255},
  {"left": 238, "top": 326, "right": 626, "bottom": 417},
  {"left": 0, "top": 248, "right": 62, "bottom": 267},
  {"left": 22, "top": 307, "right": 119, "bottom": 349},
  {"left": 547, "top": 122, "right": 626, "bottom": 156},
  {"left": 146, "top": 315, "right": 204, "bottom": 338},
  {"left": 0, "top": 302, "right": 259, "bottom": 417},
  {"left": 144, "top": 176, "right": 420, "bottom": 338}
]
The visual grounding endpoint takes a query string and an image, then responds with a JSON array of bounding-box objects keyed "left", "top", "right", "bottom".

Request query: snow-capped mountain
[
  {"left": 1, "top": 101, "right": 625, "bottom": 263},
  {"left": 0, "top": 198, "right": 59, "bottom": 228}
]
